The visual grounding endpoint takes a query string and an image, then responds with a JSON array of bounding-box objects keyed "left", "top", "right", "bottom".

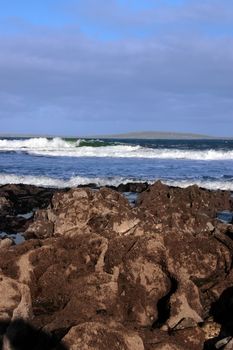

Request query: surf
[{"left": 1, "top": 137, "right": 233, "bottom": 160}]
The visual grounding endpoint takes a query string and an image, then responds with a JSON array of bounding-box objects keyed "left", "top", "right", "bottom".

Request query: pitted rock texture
[
  {"left": 1, "top": 182, "right": 233, "bottom": 349},
  {"left": 137, "top": 181, "right": 233, "bottom": 233},
  {"left": 25, "top": 187, "right": 140, "bottom": 239},
  {"left": 63, "top": 322, "right": 145, "bottom": 350}
]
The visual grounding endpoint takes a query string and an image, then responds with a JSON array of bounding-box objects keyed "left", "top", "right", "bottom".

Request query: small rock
[
  {"left": 206, "top": 222, "right": 215, "bottom": 232},
  {"left": 0, "top": 238, "right": 13, "bottom": 249},
  {"left": 201, "top": 320, "right": 221, "bottom": 340},
  {"left": 215, "top": 337, "right": 232, "bottom": 349}
]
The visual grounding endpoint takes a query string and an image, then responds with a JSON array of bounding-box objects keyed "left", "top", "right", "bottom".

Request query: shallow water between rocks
[{"left": 0, "top": 231, "right": 25, "bottom": 244}]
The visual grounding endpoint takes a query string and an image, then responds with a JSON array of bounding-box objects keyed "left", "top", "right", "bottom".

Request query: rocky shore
[{"left": 1, "top": 181, "right": 233, "bottom": 349}]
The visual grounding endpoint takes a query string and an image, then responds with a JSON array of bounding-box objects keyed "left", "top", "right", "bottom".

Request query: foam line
[
  {"left": 0, "top": 137, "right": 233, "bottom": 160},
  {"left": 0, "top": 173, "right": 233, "bottom": 191}
]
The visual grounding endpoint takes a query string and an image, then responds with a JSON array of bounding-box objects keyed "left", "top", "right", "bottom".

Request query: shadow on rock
[
  {"left": 0, "top": 319, "right": 68, "bottom": 350},
  {"left": 204, "top": 287, "right": 233, "bottom": 349}
]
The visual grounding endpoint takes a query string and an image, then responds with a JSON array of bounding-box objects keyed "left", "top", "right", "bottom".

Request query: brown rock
[
  {"left": 26, "top": 187, "right": 138, "bottom": 239},
  {"left": 0, "top": 238, "right": 13, "bottom": 249},
  {"left": 0, "top": 273, "right": 32, "bottom": 322},
  {"left": 63, "top": 322, "right": 145, "bottom": 350},
  {"left": 137, "top": 181, "right": 233, "bottom": 233},
  {"left": 0, "top": 183, "right": 233, "bottom": 350}
]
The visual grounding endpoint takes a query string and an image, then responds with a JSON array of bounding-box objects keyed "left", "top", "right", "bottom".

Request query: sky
[{"left": 0, "top": 0, "right": 233, "bottom": 137}]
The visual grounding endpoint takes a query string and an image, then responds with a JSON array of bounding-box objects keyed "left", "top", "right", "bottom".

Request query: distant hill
[
  {"left": 91, "top": 131, "right": 220, "bottom": 140},
  {"left": 0, "top": 131, "right": 232, "bottom": 140}
]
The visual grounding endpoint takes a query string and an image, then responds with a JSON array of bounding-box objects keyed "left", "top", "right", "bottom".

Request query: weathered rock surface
[
  {"left": 1, "top": 181, "right": 233, "bottom": 349},
  {"left": 25, "top": 187, "right": 140, "bottom": 239},
  {"left": 137, "top": 181, "right": 233, "bottom": 233},
  {"left": 63, "top": 322, "right": 145, "bottom": 350}
]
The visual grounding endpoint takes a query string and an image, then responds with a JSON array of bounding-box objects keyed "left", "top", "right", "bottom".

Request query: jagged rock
[
  {"left": 137, "top": 181, "right": 233, "bottom": 233},
  {"left": 63, "top": 322, "right": 145, "bottom": 350},
  {"left": 163, "top": 227, "right": 232, "bottom": 327},
  {"left": 0, "top": 196, "right": 13, "bottom": 216},
  {"left": 26, "top": 187, "right": 139, "bottom": 239},
  {"left": 0, "top": 215, "right": 29, "bottom": 233},
  {"left": 0, "top": 184, "right": 56, "bottom": 233},
  {"left": 172, "top": 326, "right": 205, "bottom": 350},
  {"left": 105, "top": 235, "right": 172, "bottom": 327},
  {"left": 0, "top": 273, "right": 32, "bottom": 323},
  {"left": 115, "top": 182, "right": 149, "bottom": 193},
  {"left": 0, "top": 183, "right": 233, "bottom": 349},
  {"left": 138, "top": 181, "right": 233, "bottom": 217},
  {"left": 0, "top": 184, "right": 56, "bottom": 214}
]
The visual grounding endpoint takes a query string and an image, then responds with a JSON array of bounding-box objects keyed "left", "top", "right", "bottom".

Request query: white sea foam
[
  {"left": 163, "top": 179, "right": 233, "bottom": 191},
  {"left": 0, "top": 137, "right": 233, "bottom": 160},
  {"left": 0, "top": 137, "right": 75, "bottom": 150},
  {"left": 0, "top": 173, "right": 136, "bottom": 188},
  {"left": 0, "top": 173, "right": 233, "bottom": 191}
]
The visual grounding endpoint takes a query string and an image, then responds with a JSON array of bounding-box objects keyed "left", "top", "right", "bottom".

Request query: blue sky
[{"left": 0, "top": 0, "right": 233, "bottom": 136}]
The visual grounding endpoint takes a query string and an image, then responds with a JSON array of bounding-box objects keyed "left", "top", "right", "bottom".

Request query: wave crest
[
  {"left": 0, "top": 173, "right": 233, "bottom": 191},
  {"left": 0, "top": 137, "right": 233, "bottom": 160}
]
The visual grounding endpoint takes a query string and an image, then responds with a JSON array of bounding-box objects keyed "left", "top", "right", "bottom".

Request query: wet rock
[
  {"left": 0, "top": 196, "right": 13, "bottom": 216},
  {"left": 0, "top": 215, "right": 28, "bottom": 233},
  {"left": 0, "top": 184, "right": 57, "bottom": 233},
  {"left": 115, "top": 182, "right": 149, "bottom": 193},
  {"left": 0, "top": 184, "right": 56, "bottom": 214}
]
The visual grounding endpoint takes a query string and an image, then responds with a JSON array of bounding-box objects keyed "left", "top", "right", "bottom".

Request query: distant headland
[
  {"left": 0, "top": 131, "right": 232, "bottom": 140},
  {"left": 88, "top": 131, "right": 232, "bottom": 140}
]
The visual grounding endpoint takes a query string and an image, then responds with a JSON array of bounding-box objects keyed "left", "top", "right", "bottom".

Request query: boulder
[
  {"left": 63, "top": 322, "right": 144, "bottom": 350},
  {"left": 26, "top": 187, "right": 139, "bottom": 239}
]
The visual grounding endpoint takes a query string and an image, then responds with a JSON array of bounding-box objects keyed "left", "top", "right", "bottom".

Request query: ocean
[{"left": 0, "top": 137, "right": 233, "bottom": 191}]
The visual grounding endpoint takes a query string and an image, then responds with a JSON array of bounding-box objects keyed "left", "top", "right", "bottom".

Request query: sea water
[{"left": 0, "top": 137, "right": 233, "bottom": 191}]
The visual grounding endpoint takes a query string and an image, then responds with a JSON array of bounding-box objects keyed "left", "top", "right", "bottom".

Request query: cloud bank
[{"left": 0, "top": 0, "right": 233, "bottom": 136}]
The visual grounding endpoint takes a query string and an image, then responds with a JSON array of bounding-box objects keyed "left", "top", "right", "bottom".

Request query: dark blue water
[{"left": 0, "top": 137, "right": 233, "bottom": 190}]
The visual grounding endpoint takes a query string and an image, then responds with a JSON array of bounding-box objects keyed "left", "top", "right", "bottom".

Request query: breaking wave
[
  {"left": 163, "top": 179, "right": 233, "bottom": 191},
  {"left": 0, "top": 173, "right": 233, "bottom": 191},
  {"left": 0, "top": 173, "right": 136, "bottom": 188},
  {"left": 0, "top": 137, "right": 233, "bottom": 160}
]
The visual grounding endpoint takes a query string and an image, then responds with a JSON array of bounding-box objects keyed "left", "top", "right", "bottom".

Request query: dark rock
[
  {"left": 0, "top": 184, "right": 58, "bottom": 233},
  {"left": 116, "top": 182, "right": 149, "bottom": 193},
  {"left": 210, "top": 287, "right": 233, "bottom": 334},
  {"left": 2, "top": 319, "right": 67, "bottom": 350},
  {"left": 0, "top": 184, "right": 57, "bottom": 214}
]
